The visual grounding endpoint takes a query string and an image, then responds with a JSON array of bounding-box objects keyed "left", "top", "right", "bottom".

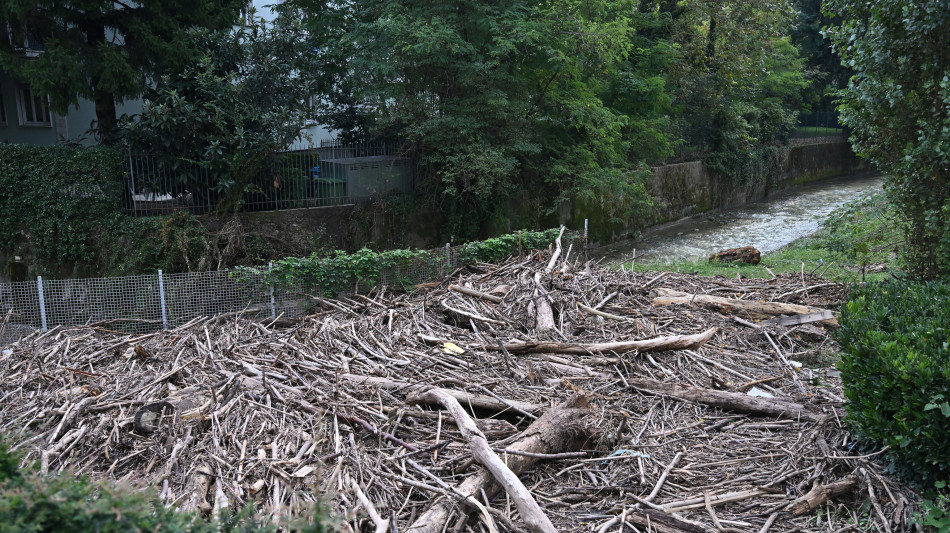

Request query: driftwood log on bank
[
  {"left": 488, "top": 327, "right": 717, "bottom": 355},
  {"left": 627, "top": 378, "right": 826, "bottom": 423},
  {"left": 651, "top": 288, "right": 839, "bottom": 327},
  {"left": 404, "top": 394, "right": 593, "bottom": 533}
]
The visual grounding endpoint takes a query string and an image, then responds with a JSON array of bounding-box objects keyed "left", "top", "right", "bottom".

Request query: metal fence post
[
  {"left": 36, "top": 276, "right": 47, "bottom": 332},
  {"left": 445, "top": 243, "right": 451, "bottom": 271},
  {"left": 157, "top": 270, "right": 168, "bottom": 331},
  {"left": 268, "top": 262, "right": 277, "bottom": 319}
]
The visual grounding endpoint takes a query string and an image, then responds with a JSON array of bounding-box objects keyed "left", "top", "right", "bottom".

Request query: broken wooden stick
[
  {"left": 786, "top": 475, "right": 860, "bottom": 516},
  {"left": 410, "top": 387, "right": 557, "bottom": 533},
  {"left": 449, "top": 284, "right": 504, "bottom": 304},
  {"left": 651, "top": 288, "right": 839, "bottom": 327},
  {"left": 404, "top": 394, "right": 593, "bottom": 533},
  {"left": 488, "top": 327, "right": 717, "bottom": 355},
  {"left": 627, "top": 378, "right": 826, "bottom": 423},
  {"left": 338, "top": 373, "right": 542, "bottom": 415}
]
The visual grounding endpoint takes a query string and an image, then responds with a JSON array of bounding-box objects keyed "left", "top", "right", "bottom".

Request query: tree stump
[{"left": 709, "top": 246, "right": 761, "bottom": 264}]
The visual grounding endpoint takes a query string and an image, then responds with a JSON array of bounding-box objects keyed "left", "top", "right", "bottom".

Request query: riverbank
[{"left": 620, "top": 192, "right": 901, "bottom": 283}]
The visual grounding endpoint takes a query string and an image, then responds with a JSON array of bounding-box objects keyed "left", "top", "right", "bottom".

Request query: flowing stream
[{"left": 596, "top": 174, "right": 885, "bottom": 264}]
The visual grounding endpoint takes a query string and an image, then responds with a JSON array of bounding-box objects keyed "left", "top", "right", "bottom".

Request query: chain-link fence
[{"left": 1, "top": 230, "right": 585, "bottom": 347}]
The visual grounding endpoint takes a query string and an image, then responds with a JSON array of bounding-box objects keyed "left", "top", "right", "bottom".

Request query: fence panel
[{"left": 1, "top": 230, "right": 582, "bottom": 347}]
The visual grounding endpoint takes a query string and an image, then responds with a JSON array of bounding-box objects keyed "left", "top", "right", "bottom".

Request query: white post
[
  {"left": 157, "top": 270, "right": 168, "bottom": 331},
  {"left": 268, "top": 262, "right": 277, "bottom": 319},
  {"left": 37, "top": 276, "right": 47, "bottom": 332},
  {"left": 445, "top": 243, "right": 451, "bottom": 270},
  {"left": 584, "top": 218, "right": 589, "bottom": 241}
]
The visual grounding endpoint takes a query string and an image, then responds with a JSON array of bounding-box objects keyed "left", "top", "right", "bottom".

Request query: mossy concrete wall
[{"left": 579, "top": 140, "right": 871, "bottom": 243}]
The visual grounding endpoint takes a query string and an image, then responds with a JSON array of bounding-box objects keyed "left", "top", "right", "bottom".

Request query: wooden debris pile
[{"left": 0, "top": 236, "right": 920, "bottom": 532}]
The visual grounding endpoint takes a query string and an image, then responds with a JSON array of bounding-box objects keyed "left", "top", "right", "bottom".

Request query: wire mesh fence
[
  {"left": 125, "top": 140, "right": 410, "bottom": 215},
  {"left": 1, "top": 230, "right": 585, "bottom": 347}
]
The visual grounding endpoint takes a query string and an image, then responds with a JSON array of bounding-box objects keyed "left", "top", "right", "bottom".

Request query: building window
[{"left": 16, "top": 84, "right": 51, "bottom": 127}]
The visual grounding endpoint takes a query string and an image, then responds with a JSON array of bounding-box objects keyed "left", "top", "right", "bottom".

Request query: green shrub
[
  {"left": 236, "top": 228, "right": 568, "bottom": 296},
  {"left": 836, "top": 280, "right": 950, "bottom": 480},
  {"left": 0, "top": 440, "right": 331, "bottom": 532}
]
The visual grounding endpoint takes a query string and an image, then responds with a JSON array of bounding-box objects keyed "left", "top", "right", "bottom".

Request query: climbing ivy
[
  {"left": 235, "top": 228, "right": 567, "bottom": 296},
  {"left": 0, "top": 144, "right": 125, "bottom": 268}
]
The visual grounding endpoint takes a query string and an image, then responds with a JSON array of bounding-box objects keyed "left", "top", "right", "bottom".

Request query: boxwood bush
[{"left": 836, "top": 280, "right": 950, "bottom": 480}]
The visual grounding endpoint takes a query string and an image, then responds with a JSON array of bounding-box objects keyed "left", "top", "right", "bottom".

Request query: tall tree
[
  {"left": 121, "top": 9, "right": 320, "bottom": 213},
  {"left": 0, "top": 1, "right": 244, "bottom": 142},
  {"left": 295, "top": 0, "right": 663, "bottom": 236},
  {"left": 824, "top": 0, "right": 950, "bottom": 278}
]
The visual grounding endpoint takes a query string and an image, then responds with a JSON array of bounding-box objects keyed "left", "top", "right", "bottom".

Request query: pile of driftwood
[{"left": 0, "top": 234, "right": 920, "bottom": 532}]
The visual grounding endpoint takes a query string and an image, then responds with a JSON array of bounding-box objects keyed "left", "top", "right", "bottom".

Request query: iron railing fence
[
  {"left": 1, "top": 231, "right": 585, "bottom": 347},
  {"left": 125, "top": 141, "right": 410, "bottom": 215}
]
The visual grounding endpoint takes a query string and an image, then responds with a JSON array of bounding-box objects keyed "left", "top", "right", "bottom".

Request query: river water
[{"left": 596, "top": 174, "right": 885, "bottom": 264}]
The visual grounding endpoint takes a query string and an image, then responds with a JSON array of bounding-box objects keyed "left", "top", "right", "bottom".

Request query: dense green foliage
[
  {"left": 237, "top": 228, "right": 566, "bottom": 296},
  {"left": 836, "top": 281, "right": 950, "bottom": 481},
  {"left": 294, "top": 0, "right": 809, "bottom": 236},
  {"left": 0, "top": 440, "right": 331, "bottom": 532},
  {"left": 0, "top": 1, "right": 244, "bottom": 140},
  {"left": 0, "top": 144, "right": 125, "bottom": 267},
  {"left": 120, "top": 10, "right": 320, "bottom": 213},
  {"left": 824, "top": 0, "right": 950, "bottom": 278}
]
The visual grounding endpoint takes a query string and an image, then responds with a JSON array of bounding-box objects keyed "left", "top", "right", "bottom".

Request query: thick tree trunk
[{"left": 86, "top": 22, "right": 118, "bottom": 143}]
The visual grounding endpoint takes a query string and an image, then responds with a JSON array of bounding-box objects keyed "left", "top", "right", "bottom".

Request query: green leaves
[
  {"left": 836, "top": 280, "right": 950, "bottom": 480},
  {"left": 824, "top": 0, "right": 950, "bottom": 278}
]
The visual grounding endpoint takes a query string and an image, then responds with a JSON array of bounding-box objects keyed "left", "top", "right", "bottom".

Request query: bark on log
[
  {"left": 449, "top": 284, "right": 504, "bottom": 304},
  {"left": 134, "top": 386, "right": 212, "bottom": 434},
  {"left": 404, "top": 394, "right": 593, "bottom": 533},
  {"left": 628, "top": 378, "right": 826, "bottom": 423},
  {"left": 709, "top": 246, "right": 761, "bottom": 265},
  {"left": 488, "top": 328, "right": 717, "bottom": 355},
  {"left": 651, "top": 288, "right": 839, "bottom": 327},
  {"left": 411, "top": 388, "right": 557, "bottom": 533},
  {"left": 179, "top": 463, "right": 213, "bottom": 513},
  {"left": 340, "top": 373, "right": 542, "bottom": 415},
  {"left": 787, "top": 475, "right": 860, "bottom": 516}
]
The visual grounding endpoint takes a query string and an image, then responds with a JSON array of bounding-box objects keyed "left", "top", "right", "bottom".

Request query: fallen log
[
  {"left": 449, "top": 284, "right": 504, "bottom": 304},
  {"left": 709, "top": 246, "right": 761, "bottom": 265},
  {"left": 651, "top": 288, "right": 839, "bottom": 327},
  {"left": 409, "top": 387, "right": 557, "bottom": 533},
  {"left": 404, "top": 394, "right": 593, "bottom": 533},
  {"left": 627, "top": 378, "right": 826, "bottom": 423},
  {"left": 339, "top": 373, "right": 541, "bottom": 415},
  {"left": 787, "top": 475, "right": 860, "bottom": 516},
  {"left": 487, "top": 328, "right": 717, "bottom": 355}
]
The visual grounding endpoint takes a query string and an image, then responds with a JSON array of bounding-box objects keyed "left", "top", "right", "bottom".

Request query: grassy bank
[{"left": 623, "top": 192, "right": 902, "bottom": 282}]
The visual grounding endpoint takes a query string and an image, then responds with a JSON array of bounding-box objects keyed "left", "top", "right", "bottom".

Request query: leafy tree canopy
[
  {"left": 824, "top": 0, "right": 950, "bottom": 278},
  {"left": 0, "top": 0, "right": 245, "bottom": 141}
]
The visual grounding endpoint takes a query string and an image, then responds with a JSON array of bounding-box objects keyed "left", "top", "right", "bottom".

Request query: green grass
[{"left": 623, "top": 193, "right": 903, "bottom": 282}]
